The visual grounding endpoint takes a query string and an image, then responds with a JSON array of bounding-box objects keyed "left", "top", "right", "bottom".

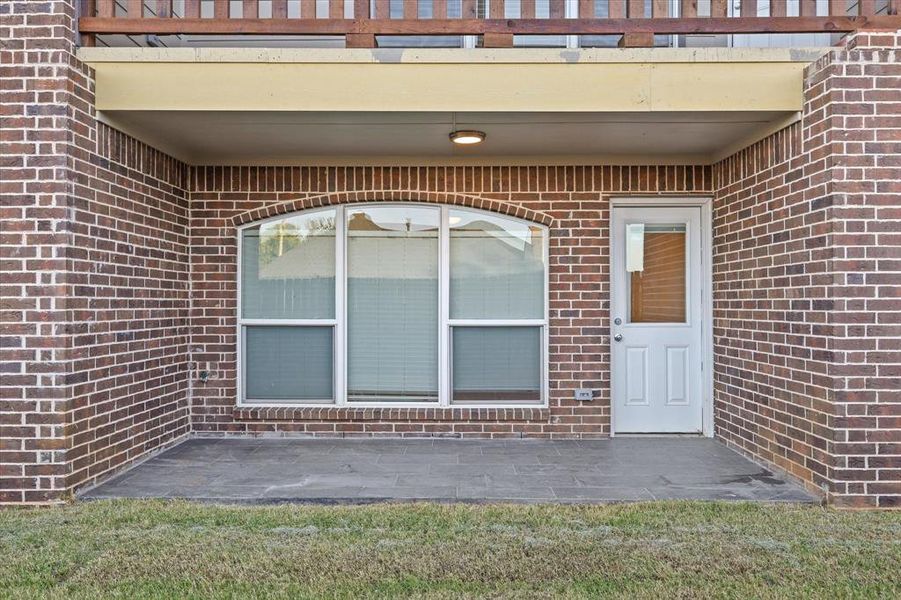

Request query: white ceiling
[{"left": 100, "top": 110, "right": 795, "bottom": 165}]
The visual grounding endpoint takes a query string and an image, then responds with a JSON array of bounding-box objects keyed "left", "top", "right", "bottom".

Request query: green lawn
[{"left": 1, "top": 500, "right": 899, "bottom": 599}]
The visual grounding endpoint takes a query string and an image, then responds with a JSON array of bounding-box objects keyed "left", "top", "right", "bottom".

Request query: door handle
[{"left": 613, "top": 334, "right": 623, "bottom": 342}]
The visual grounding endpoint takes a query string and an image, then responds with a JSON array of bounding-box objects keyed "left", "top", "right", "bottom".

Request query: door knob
[{"left": 613, "top": 334, "right": 623, "bottom": 342}]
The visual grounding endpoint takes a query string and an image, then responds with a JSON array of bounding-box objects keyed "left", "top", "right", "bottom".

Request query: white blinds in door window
[{"left": 347, "top": 207, "right": 440, "bottom": 402}]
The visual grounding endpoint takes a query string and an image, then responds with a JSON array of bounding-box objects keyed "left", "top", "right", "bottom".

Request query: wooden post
[
  {"left": 375, "top": 0, "right": 389, "bottom": 19},
  {"left": 82, "top": 0, "right": 96, "bottom": 46},
  {"left": 800, "top": 0, "right": 818, "bottom": 16},
  {"left": 353, "top": 0, "right": 368, "bottom": 19},
  {"left": 771, "top": 0, "right": 786, "bottom": 17},
  {"left": 829, "top": 0, "right": 848, "bottom": 17},
  {"left": 331, "top": 0, "right": 346, "bottom": 19},
  {"left": 346, "top": 33, "right": 376, "bottom": 46},
  {"left": 483, "top": 32, "right": 514, "bottom": 46},
  {"left": 462, "top": 0, "right": 477, "bottom": 18},
  {"left": 243, "top": 0, "right": 257, "bottom": 18},
  {"left": 97, "top": 0, "right": 114, "bottom": 17},
  {"left": 710, "top": 0, "right": 727, "bottom": 18},
  {"left": 858, "top": 0, "right": 878, "bottom": 15},
  {"left": 619, "top": 31, "right": 655, "bottom": 46},
  {"left": 301, "top": 0, "right": 316, "bottom": 18},
  {"left": 680, "top": 0, "right": 697, "bottom": 18},
  {"left": 489, "top": 0, "right": 505, "bottom": 18}
]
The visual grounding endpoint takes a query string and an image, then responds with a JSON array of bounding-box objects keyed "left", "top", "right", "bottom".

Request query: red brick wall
[
  {"left": 0, "top": 0, "right": 191, "bottom": 503},
  {"left": 712, "top": 31, "right": 901, "bottom": 508},
  {"left": 189, "top": 166, "right": 712, "bottom": 438}
]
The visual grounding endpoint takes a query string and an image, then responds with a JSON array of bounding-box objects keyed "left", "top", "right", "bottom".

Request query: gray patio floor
[{"left": 82, "top": 437, "right": 817, "bottom": 504}]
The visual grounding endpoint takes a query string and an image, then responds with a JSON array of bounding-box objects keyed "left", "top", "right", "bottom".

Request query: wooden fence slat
[
  {"left": 484, "top": 32, "right": 514, "bottom": 45},
  {"left": 214, "top": 0, "right": 229, "bottom": 18},
  {"left": 579, "top": 0, "right": 594, "bottom": 18},
  {"left": 403, "top": 0, "right": 417, "bottom": 18},
  {"left": 628, "top": 0, "right": 645, "bottom": 18},
  {"left": 353, "top": 0, "right": 368, "bottom": 18},
  {"left": 272, "top": 0, "right": 288, "bottom": 17},
  {"left": 489, "top": 0, "right": 505, "bottom": 18},
  {"left": 521, "top": 0, "right": 535, "bottom": 18},
  {"left": 300, "top": 0, "right": 317, "bottom": 18},
  {"left": 740, "top": 0, "right": 757, "bottom": 16},
  {"left": 183, "top": 0, "right": 201, "bottom": 18},
  {"left": 609, "top": 0, "right": 626, "bottom": 18},
  {"left": 859, "top": 0, "right": 878, "bottom": 15},
  {"left": 550, "top": 0, "right": 566, "bottom": 18},
  {"left": 97, "top": 0, "right": 114, "bottom": 18},
  {"left": 127, "top": 0, "right": 143, "bottom": 18},
  {"left": 800, "top": 0, "right": 817, "bottom": 16},
  {"left": 710, "top": 0, "right": 727, "bottom": 18},
  {"left": 461, "top": 0, "right": 477, "bottom": 18},
  {"left": 652, "top": 0, "right": 670, "bottom": 17},
  {"left": 243, "top": 0, "right": 257, "bottom": 18},
  {"left": 375, "top": 0, "right": 390, "bottom": 18},
  {"left": 331, "top": 0, "right": 346, "bottom": 18},
  {"left": 830, "top": 0, "right": 848, "bottom": 16},
  {"left": 771, "top": 0, "right": 786, "bottom": 17},
  {"left": 681, "top": 0, "right": 696, "bottom": 18},
  {"left": 432, "top": 0, "right": 447, "bottom": 18}
]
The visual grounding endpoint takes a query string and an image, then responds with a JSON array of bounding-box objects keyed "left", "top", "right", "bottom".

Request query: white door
[{"left": 611, "top": 205, "right": 704, "bottom": 433}]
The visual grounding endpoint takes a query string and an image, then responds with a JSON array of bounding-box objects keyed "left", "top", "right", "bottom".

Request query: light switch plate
[{"left": 574, "top": 388, "right": 593, "bottom": 401}]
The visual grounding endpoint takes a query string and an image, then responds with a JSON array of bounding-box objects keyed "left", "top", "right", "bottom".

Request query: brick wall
[
  {"left": 712, "top": 31, "right": 901, "bottom": 508},
  {"left": 0, "top": 0, "right": 191, "bottom": 503},
  {"left": 189, "top": 166, "right": 712, "bottom": 438}
]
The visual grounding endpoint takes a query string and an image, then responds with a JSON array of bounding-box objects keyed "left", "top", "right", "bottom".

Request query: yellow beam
[{"left": 81, "top": 48, "right": 811, "bottom": 114}]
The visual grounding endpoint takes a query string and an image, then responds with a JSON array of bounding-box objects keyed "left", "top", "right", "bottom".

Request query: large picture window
[{"left": 238, "top": 204, "right": 547, "bottom": 407}]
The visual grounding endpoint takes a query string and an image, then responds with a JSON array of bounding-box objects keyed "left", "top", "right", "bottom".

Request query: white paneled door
[{"left": 611, "top": 205, "right": 704, "bottom": 433}]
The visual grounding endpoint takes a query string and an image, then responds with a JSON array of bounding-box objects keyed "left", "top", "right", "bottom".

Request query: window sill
[{"left": 233, "top": 406, "right": 550, "bottom": 422}]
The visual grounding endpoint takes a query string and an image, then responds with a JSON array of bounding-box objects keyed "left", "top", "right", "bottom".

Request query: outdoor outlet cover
[{"left": 575, "top": 389, "right": 593, "bottom": 401}]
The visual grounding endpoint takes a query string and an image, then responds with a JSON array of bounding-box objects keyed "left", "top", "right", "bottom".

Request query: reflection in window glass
[
  {"left": 241, "top": 210, "right": 336, "bottom": 319},
  {"left": 629, "top": 224, "right": 686, "bottom": 323},
  {"left": 449, "top": 210, "right": 545, "bottom": 319},
  {"left": 244, "top": 326, "right": 334, "bottom": 402},
  {"left": 452, "top": 326, "right": 541, "bottom": 404},
  {"left": 347, "top": 207, "right": 440, "bottom": 402}
]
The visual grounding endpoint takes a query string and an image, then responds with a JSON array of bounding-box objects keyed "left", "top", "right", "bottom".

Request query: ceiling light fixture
[{"left": 449, "top": 130, "right": 486, "bottom": 145}]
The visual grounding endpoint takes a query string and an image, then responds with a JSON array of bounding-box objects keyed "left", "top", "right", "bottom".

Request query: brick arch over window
[{"left": 229, "top": 191, "right": 555, "bottom": 228}]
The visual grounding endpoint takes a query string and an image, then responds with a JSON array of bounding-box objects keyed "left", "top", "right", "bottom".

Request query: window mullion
[
  {"left": 336, "top": 205, "right": 347, "bottom": 407},
  {"left": 439, "top": 205, "right": 450, "bottom": 408}
]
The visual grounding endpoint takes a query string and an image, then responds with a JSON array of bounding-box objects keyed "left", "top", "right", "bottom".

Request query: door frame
[{"left": 609, "top": 197, "right": 714, "bottom": 437}]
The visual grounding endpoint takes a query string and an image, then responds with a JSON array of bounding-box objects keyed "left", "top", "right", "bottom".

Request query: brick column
[{"left": 0, "top": 1, "right": 79, "bottom": 503}]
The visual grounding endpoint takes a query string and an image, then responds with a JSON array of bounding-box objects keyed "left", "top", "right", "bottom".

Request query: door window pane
[
  {"left": 452, "top": 326, "right": 541, "bottom": 404},
  {"left": 241, "top": 210, "right": 336, "bottom": 319},
  {"left": 628, "top": 224, "right": 686, "bottom": 323},
  {"left": 244, "top": 326, "right": 334, "bottom": 402},
  {"left": 347, "top": 207, "right": 439, "bottom": 402},
  {"left": 449, "top": 210, "right": 545, "bottom": 319}
]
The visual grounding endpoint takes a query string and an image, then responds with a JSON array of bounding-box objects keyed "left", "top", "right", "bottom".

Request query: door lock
[
  {"left": 614, "top": 317, "right": 622, "bottom": 325},
  {"left": 613, "top": 334, "right": 623, "bottom": 342}
]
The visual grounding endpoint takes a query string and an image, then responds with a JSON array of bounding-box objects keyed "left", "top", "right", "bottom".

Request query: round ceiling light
[{"left": 449, "top": 130, "right": 486, "bottom": 145}]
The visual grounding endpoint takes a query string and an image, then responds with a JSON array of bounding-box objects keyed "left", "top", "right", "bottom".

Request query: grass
[{"left": 0, "top": 500, "right": 899, "bottom": 599}]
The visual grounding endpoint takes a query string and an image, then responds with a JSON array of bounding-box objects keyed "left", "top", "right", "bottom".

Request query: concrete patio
[{"left": 82, "top": 437, "right": 817, "bottom": 504}]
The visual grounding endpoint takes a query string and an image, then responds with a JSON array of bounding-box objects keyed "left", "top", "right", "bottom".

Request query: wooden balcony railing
[{"left": 80, "top": 1, "right": 901, "bottom": 48}]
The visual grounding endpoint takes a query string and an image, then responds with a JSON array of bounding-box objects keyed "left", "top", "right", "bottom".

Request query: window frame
[{"left": 237, "top": 203, "right": 549, "bottom": 409}]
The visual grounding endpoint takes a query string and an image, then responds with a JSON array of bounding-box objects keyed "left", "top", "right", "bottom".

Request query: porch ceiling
[
  {"left": 98, "top": 109, "right": 797, "bottom": 165},
  {"left": 81, "top": 47, "right": 820, "bottom": 165}
]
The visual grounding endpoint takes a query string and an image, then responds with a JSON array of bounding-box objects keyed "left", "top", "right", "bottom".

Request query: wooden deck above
[{"left": 80, "top": 1, "right": 901, "bottom": 48}]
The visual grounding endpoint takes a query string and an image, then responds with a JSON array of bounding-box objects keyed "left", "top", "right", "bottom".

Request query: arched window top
[{"left": 239, "top": 204, "right": 548, "bottom": 408}]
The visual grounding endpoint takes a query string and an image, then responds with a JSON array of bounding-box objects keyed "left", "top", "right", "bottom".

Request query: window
[{"left": 239, "top": 204, "right": 547, "bottom": 407}]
